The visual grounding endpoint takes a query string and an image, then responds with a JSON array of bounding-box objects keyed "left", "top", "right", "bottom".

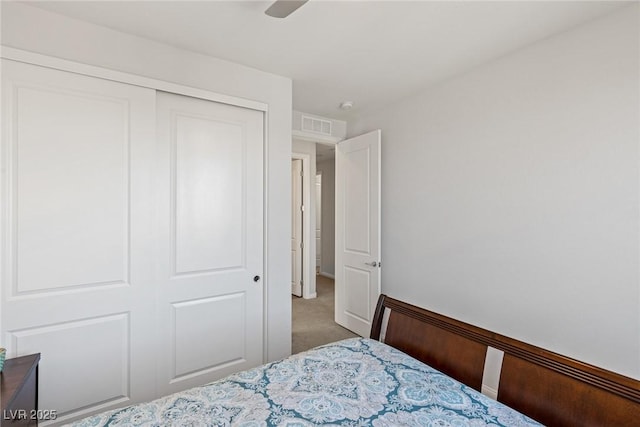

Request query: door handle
[{"left": 364, "top": 261, "right": 378, "bottom": 267}]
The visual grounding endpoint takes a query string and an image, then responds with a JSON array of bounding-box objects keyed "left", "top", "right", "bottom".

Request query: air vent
[{"left": 301, "top": 115, "right": 332, "bottom": 136}]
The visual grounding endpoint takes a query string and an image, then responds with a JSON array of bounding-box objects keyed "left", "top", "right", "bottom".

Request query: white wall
[
  {"left": 292, "top": 140, "right": 317, "bottom": 299},
  {"left": 350, "top": 5, "right": 639, "bottom": 379},
  {"left": 316, "top": 158, "right": 336, "bottom": 277},
  {"left": 1, "top": 2, "right": 293, "bottom": 361}
]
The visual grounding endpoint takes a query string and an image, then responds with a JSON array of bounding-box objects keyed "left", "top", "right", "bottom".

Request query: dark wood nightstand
[{"left": 1, "top": 353, "right": 40, "bottom": 426}]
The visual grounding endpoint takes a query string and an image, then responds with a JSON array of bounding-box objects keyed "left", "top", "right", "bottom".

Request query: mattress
[{"left": 68, "top": 338, "right": 543, "bottom": 426}]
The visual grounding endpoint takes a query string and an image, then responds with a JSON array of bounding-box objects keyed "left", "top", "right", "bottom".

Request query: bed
[{"left": 68, "top": 294, "right": 640, "bottom": 426}]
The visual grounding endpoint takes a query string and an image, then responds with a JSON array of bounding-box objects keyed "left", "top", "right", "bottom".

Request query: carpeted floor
[{"left": 291, "top": 275, "right": 358, "bottom": 354}]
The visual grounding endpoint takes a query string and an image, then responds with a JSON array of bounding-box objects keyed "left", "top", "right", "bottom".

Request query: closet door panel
[
  {"left": 155, "top": 92, "right": 264, "bottom": 396},
  {"left": 1, "top": 60, "right": 158, "bottom": 424},
  {"left": 10, "top": 314, "right": 130, "bottom": 415},
  {"left": 174, "top": 114, "right": 244, "bottom": 273},
  {"left": 14, "top": 76, "right": 128, "bottom": 292}
]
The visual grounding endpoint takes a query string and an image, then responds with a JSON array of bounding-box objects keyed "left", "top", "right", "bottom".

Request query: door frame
[
  {"left": 315, "top": 171, "right": 322, "bottom": 275},
  {"left": 291, "top": 152, "right": 315, "bottom": 299},
  {"left": 0, "top": 47, "right": 267, "bottom": 112},
  {"left": 291, "top": 158, "right": 303, "bottom": 297}
]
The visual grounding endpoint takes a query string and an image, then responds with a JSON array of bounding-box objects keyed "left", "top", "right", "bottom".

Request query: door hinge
[
  {"left": 300, "top": 242, "right": 304, "bottom": 249},
  {"left": 300, "top": 205, "right": 305, "bottom": 212}
]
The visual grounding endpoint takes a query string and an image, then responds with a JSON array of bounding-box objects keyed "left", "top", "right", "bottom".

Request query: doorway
[
  {"left": 292, "top": 143, "right": 357, "bottom": 354},
  {"left": 290, "top": 150, "right": 314, "bottom": 299},
  {"left": 291, "top": 131, "right": 382, "bottom": 351},
  {"left": 315, "top": 143, "right": 335, "bottom": 281}
]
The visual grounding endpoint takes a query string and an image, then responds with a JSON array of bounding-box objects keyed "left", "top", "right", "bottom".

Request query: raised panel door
[
  {"left": 1, "top": 60, "right": 158, "bottom": 424},
  {"left": 155, "top": 92, "right": 264, "bottom": 395}
]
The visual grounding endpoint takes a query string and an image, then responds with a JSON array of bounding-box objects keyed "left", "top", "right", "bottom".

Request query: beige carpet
[{"left": 292, "top": 275, "right": 358, "bottom": 354}]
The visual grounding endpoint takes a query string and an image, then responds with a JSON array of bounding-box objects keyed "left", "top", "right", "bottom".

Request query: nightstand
[{"left": 1, "top": 353, "right": 41, "bottom": 426}]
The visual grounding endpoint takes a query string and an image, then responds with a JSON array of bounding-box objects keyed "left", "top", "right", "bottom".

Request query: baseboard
[
  {"left": 303, "top": 292, "right": 317, "bottom": 299},
  {"left": 318, "top": 272, "right": 334, "bottom": 279}
]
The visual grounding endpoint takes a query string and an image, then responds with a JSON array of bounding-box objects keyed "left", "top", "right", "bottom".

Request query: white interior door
[
  {"left": 291, "top": 159, "right": 303, "bottom": 297},
  {"left": 1, "top": 60, "right": 158, "bottom": 423},
  {"left": 335, "top": 130, "right": 381, "bottom": 337},
  {"left": 155, "top": 91, "right": 264, "bottom": 396}
]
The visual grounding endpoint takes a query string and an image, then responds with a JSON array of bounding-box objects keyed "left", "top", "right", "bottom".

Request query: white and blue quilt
[{"left": 69, "top": 338, "right": 543, "bottom": 426}]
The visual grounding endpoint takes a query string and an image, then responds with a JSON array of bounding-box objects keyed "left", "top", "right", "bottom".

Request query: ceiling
[{"left": 27, "top": 0, "right": 628, "bottom": 120}]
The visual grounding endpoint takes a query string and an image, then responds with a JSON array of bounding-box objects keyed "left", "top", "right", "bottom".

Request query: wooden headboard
[{"left": 371, "top": 294, "right": 640, "bottom": 426}]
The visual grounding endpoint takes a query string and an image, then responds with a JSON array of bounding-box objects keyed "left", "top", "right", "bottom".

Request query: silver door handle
[{"left": 365, "top": 261, "right": 378, "bottom": 267}]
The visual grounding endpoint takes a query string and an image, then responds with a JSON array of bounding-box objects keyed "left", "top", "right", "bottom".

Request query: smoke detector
[{"left": 339, "top": 101, "right": 354, "bottom": 110}]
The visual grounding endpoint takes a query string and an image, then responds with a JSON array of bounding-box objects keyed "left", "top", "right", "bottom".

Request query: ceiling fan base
[{"left": 265, "top": 0, "right": 309, "bottom": 18}]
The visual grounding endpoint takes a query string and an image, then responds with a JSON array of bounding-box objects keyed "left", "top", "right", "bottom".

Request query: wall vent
[{"left": 301, "top": 115, "right": 332, "bottom": 136}]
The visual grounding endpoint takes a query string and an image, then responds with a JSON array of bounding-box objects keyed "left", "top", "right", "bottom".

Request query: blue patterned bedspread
[{"left": 69, "top": 338, "right": 543, "bottom": 426}]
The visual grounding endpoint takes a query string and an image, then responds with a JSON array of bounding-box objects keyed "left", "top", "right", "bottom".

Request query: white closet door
[
  {"left": 1, "top": 60, "right": 158, "bottom": 423},
  {"left": 155, "top": 92, "right": 264, "bottom": 395}
]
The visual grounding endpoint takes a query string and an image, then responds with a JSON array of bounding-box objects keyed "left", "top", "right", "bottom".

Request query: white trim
[
  {"left": 315, "top": 171, "right": 322, "bottom": 273},
  {"left": 262, "top": 110, "right": 270, "bottom": 362},
  {"left": 0, "top": 46, "right": 268, "bottom": 112},
  {"left": 291, "top": 152, "right": 315, "bottom": 300},
  {"left": 292, "top": 129, "right": 342, "bottom": 144}
]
